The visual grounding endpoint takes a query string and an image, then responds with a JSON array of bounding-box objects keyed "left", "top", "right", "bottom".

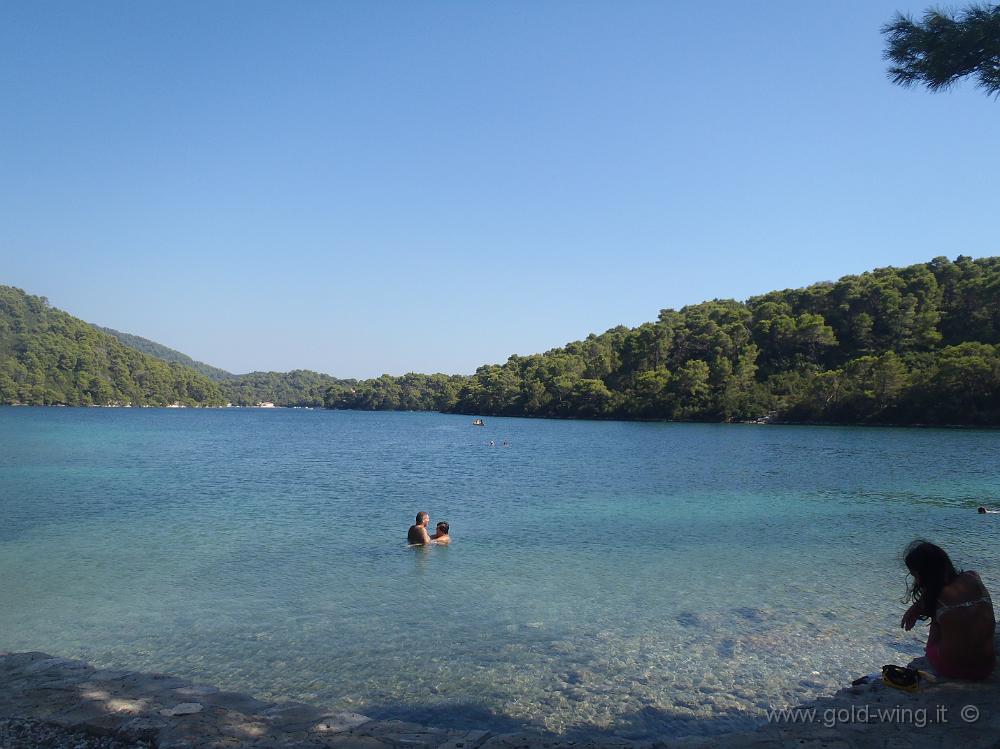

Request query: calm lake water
[{"left": 1, "top": 408, "right": 998, "bottom": 739}]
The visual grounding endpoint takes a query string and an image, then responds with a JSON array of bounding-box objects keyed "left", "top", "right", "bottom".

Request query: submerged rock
[
  {"left": 24, "top": 656, "right": 89, "bottom": 674},
  {"left": 174, "top": 684, "right": 219, "bottom": 697},
  {"left": 159, "top": 702, "right": 204, "bottom": 716}
]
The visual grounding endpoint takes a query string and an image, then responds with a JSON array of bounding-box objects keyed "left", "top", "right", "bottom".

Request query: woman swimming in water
[
  {"left": 431, "top": 521, "right": 450, "bottom": 545},
  {"left": 900, "top": 540, "right": 996, "bottom": 680}
]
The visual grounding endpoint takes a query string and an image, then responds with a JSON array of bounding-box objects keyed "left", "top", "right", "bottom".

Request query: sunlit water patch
[{"left": 1, "top": 409, "right": 997, "bottom": 739}]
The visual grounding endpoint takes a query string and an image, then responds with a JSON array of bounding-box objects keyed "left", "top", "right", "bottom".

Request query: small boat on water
[{"left": 472, "top": 418, "right": 485, "bottom": 426}]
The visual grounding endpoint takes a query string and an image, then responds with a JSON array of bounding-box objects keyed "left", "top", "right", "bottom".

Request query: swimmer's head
[
  {"left": 436, "top": 522, "right": 449, "bottom": 535},
  {"left": 416, "top": 511, "right": 429, "bottom": 525},
  {"left": 978, "top": 506, "right": 988, "bottom": 514}
]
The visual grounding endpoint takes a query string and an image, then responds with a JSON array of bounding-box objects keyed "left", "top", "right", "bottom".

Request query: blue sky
[{"left": 2, "top": 1, "right": 997, "bottom": 378}]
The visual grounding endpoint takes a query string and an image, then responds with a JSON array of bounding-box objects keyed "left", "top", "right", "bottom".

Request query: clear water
[{"left": 1, "top": 408, "right": 998, "bottom": 739}]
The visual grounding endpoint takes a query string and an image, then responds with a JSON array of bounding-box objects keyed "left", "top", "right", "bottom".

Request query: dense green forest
[
  {"left": 220, "top": 370, "right": 355, "bottom": 407},
  {"left": 0, "top": 286, "right": 226, "bottom": 406},
  {"left": 94, "top": 327, "right": 349, "bottom": 407},
  {"left": 324, "top": 256, "right": 1000, "bottom": 426},
  {"left": 0, "top": 291, "right": 351, "bottom": 408},
  {"left": 96, "top": 326, "right": 233, "bottom": 380},
  {"left": 3, "top": 256, "right": 999, "bottom": 423}
]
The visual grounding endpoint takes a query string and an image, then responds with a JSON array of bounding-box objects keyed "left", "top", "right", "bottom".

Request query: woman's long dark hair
[{"left": 904, "top": 540, "right": 961, "bottom": 618}]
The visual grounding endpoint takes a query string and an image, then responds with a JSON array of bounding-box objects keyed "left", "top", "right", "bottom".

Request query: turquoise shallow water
[{"left": 1, "top": 408, "right": 998, "bottom": 739}]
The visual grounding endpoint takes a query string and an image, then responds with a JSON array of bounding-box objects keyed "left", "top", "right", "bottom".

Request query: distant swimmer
[
  {"left": 489, "top": 440, "right": 495, "bottom": 447},
  {"left": 408, "top": 511, "right": 432, "bottom": 545},
  {"left": 978, "top": 507, "right": 1000, "bottom": 514},
  {"left": 431, "top": 521, "right": 451, "bottom": 545}
]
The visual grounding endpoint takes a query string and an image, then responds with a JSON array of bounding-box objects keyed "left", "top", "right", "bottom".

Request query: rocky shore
[{"left": 2, "top": 644, "right": 999, "bottom": 749}]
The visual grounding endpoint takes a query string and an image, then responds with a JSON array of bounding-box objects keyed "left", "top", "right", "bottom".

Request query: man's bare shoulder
[{"left": 408, "top": 525, "right": 431, "bottom": 544}]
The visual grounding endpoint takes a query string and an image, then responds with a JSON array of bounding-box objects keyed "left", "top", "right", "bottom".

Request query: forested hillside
[
  {"left": 96, "top": 326, "right": 232, "bottom": 380},
  {"left": 220, "top": 370, "right": 355, "bottom": 407},
  {"left": 94, "top": 327, "right": 350, "bottom": 407},
  {"left": 324, "top": 256, "right": 1000, "bottom": 425},
  {"left": 0, "top": 287, "right": 226, "bottom": 406},
  {"left": 5, "top": 256, "right": 999, "bottom": 423}
]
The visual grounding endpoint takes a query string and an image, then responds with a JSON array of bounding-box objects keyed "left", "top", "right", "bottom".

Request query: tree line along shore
[{"left": 2, "top": 255, "right": 999, "bottom": 425}]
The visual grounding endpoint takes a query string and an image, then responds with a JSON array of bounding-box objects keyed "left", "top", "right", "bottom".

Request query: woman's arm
[{"left": 901, "top": 599, "right": 928, "bottom": 631}]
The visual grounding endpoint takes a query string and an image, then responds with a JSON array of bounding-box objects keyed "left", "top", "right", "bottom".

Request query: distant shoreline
[{"left": 3, "top": 403, "right": 998, "bottom": 430}]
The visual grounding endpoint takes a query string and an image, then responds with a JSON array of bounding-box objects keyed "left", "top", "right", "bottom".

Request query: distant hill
[
  {"left": 0, "top": 286, "right": 226, "bottom": 406},
  {"left": 220, "top": 370, "right": 356, "bottom": 408},
  {"left": 96, "top": 325, "right": 356, "bottom": 408},
  {"left": 0, "top": 287, "right": 355, "bottom": 408},
  {"left": 95, "top": 328, "right": 355, "bottom": 407},
  {"left": 324, "top": 255, "right": 1000, "bottom": 426},
  {"left": 96, "top": 326, "right": 232, "bottom": 380}
]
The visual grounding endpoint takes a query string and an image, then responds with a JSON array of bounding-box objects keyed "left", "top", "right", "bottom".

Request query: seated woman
[
  {"left": 431, "top": 521, "right": 451, "bottom": 545},
  {"left": 901, "top": 540, "right": 996, "bottom": 680}
]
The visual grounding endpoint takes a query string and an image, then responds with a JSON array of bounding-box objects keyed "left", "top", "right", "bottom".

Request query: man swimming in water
[
  {"left": 431, "top": 521, "right": 451, "bottom": 545},
  {"left": 408, "top": 511, "right": 431, "bottom": 545}
]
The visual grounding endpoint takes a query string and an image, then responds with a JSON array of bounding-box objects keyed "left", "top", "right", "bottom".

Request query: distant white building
[{"left": 256, "top": 401, "right": 276, "bottom": 408}]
